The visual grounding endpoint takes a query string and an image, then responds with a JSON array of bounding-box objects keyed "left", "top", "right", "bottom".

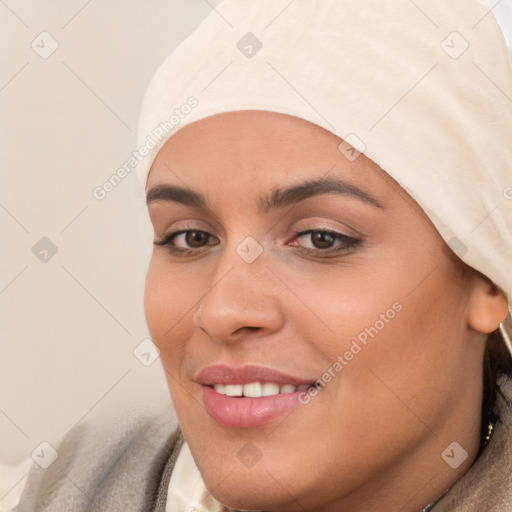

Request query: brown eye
[
  {"left": 290, "top": 229, "right": 362, "bottom": 256},
  {"left": 153, "top": 229, "right": 219, "bottom": 253},
  {"left": 310, "top": 232, "right": 335, "bottom": 249},
  {"left": 185, "top": 231, "right": 210, "bottom": 248}
]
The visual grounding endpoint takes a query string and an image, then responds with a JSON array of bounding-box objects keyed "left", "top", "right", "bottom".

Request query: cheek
[
  {"left": 144, "top": 260, "right": 168, "bottom": 343},
  {"left": 143, "top": 258, "right": 197, "bottom": 362},
  {"left": 292, "top": 248, "right": 465, "bottom": 414},
  {"left": 278, "top": 260, "right": 404, "bottom": 354},
  {"left": 144, "top": 259, "right": 203, "bottom": 423},
  {"left": 339, "top": 264, "right": 469, "bottom": 429}
]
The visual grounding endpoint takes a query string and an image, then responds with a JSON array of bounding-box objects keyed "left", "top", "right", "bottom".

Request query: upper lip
[{"left": 195, "top": 364, "right": 315, "bottom": 386}]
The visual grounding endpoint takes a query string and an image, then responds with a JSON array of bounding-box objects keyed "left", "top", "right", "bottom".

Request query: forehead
[
  {"left": 148, "top": 110, "right": 383, "bottom": 189},
  {"left": 165, "top": 110, "right": 340, "bottom": 144},
  {"left": 145, "top": 110, "right": 431, "bottom": 230}
]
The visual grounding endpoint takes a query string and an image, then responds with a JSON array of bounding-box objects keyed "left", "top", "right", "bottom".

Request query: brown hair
[{"left": 480, "top": 320, "right": 512, "bottom": 453}]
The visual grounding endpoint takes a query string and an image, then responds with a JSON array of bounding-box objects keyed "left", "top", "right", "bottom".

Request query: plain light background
[
  {"left": 1, "top": 1, "right": 511, "bottom": 508},
  {"left": 0, "top": 0, "right": 231, "bottom": 469}
]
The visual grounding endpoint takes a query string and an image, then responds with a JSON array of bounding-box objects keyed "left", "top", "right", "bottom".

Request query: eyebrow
[{"left": 146, "top": 177, "right": 384, "bottom": 211}]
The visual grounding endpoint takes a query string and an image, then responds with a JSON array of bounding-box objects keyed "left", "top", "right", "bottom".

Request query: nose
[{"left": 194, "top": 250, "right": 285, "bottom": 344}]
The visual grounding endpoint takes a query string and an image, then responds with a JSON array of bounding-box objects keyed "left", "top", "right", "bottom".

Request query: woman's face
[{"left": 144, "top": 111, "right": 486, "bottom": 511}]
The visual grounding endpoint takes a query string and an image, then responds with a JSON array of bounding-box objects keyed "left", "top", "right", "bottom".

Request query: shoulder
[{"left": 16, "top": 403, "right": 183, "bottom": 512}]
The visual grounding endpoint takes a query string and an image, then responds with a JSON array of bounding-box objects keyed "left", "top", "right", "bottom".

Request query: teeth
[
  {"left": 296, "top": 385, "right": 310, "bottom": 391},
  {"left": 262, "top": 382, "right": 280, "bottom": 396},
  {"left": 213, "top": 381, "right": 302, "bottom": 397},
  {"left": 280, "top": 384, "right": 296, "bottom": 394},
  {"left": 214, "top": 384, "right": 226, "bottom": 394},
  {"left": 243, "top": 382, "right": 262, "bottom": 397},
  {"left": 225, "top": 384, "right": 243, "bottom": 397}
]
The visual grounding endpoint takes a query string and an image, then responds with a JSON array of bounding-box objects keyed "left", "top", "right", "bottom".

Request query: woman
[{"left": 16, "top": 0, "right": 512, "bottom": 511}]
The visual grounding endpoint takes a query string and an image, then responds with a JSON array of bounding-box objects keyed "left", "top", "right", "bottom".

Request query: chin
[
  {"left": 201, "top": 466, "right": 317, "bottom": 512},
  {"left": 208, "top": 487, "right": 283, "bottom": 512}
]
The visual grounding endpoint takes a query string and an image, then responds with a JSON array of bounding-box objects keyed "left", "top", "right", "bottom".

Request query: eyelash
[{"left": 154, "top": 227, "right": 362, "bottom": 257}]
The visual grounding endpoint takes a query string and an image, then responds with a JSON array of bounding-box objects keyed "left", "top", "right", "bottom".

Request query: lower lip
[{"left": 202, "top": 385, "right": 305, "bottom": 428}]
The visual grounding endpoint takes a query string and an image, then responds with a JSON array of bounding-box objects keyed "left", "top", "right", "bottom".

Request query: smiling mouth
[
  {"left": 207, "top": 381, "right": 320, "bottom": 397},
  {"left": 196, "top": 363, "right": 322, "bottom": 426}
]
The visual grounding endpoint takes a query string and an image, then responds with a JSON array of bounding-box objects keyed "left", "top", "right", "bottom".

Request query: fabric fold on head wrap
[{"left": 136, "top": 0, "right": 512, "bottom": 339}]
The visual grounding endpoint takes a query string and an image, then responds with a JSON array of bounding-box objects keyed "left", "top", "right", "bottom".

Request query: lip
[
  {"left": 195, "top": 363, "right": 315, "bottom": 386},
  {"left": 202, "top": 386, "right": 308, "bottom": 428},
  {"left": 196, "top": 364, "right": 317, "bottom": 428}
]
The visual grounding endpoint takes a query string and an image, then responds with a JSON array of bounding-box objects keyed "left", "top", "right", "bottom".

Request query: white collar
[{"left": 165, "top": 440, "right": 227, "bottom": 512}]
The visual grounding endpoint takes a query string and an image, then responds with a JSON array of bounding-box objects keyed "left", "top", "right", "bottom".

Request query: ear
[{"left": 467, "top": 277, "right": 509, "bottom": 334}]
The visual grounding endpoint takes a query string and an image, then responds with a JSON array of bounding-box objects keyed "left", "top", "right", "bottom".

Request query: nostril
[{"left": 233, "top": 326, "right": 260, "bottom": 336}]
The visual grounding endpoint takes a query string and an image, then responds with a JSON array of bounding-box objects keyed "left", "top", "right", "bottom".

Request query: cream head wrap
[{"left": 136, "top": 0, "right": 512, "bottom": 351}]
